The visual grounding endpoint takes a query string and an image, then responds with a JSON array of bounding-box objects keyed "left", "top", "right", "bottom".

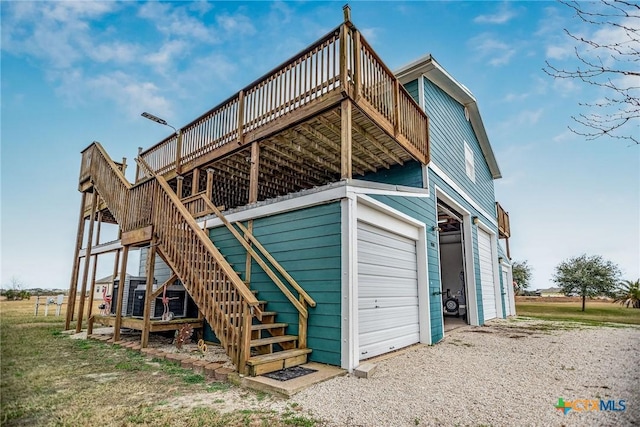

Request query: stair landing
[
  {"left": 246, "top": 348, "right": 312, "bottom": 376},
  {"left": 237, "top": 362, "right": 345, "bottom": 396}
]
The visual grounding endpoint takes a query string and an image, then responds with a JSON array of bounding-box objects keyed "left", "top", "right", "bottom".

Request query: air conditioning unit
[
  {"left": 110, "top": 276, "right": 147, "bottom": 316},
  {"left": 131, "top": 284, "right": 188, "bottom": 319}
]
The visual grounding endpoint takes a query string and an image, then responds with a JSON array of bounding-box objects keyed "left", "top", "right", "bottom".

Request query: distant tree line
[{"left": 514, "top": 255, "right": 639, "bottom": 311}]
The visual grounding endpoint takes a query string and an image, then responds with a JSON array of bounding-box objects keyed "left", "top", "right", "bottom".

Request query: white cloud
[
  {"left": 545, "top": 44, "right": 573, "bottom": 60},
  {"left": 552, "top": 78, "right": 580, "bottom": 96},
  {"left": 360, "top": 27, "right": 378, "bottom": 42},
  {"left": 503, "top": 92, "right": 530, "bottom": 102},
  {"left": 86, "top": 41, "right": 140, "bottom": 64},
  {"left": 474, "top": 5, "right": 517, "bottom": 25},
  {"left": 138, "top": 2, "right": 218, "bottom": 43},
  {"left": 552, "top": 129, "right": 576, "bottom": 143},
  {"left": 216, "top": 12, "right": 256, "bottom": 36},
  {"left": 468, "top": 33, "right": 516, "bottom": 66},
  {"left": 86, "top": 71, "right": 173, "bottom": 118},
  {"left": 143, "top": 40, "right": 188, "bottom": 71}
]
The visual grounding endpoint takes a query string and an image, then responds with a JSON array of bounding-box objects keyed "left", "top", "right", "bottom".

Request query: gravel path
[{"left": 292, "top": 319, "right": 640, "bottom": 427}]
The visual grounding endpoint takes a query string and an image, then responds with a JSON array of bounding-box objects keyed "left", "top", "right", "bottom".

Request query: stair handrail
[
  {"left": 82, "top": 142, "right": 259, "bottom": 371},
  {"left": 135, "top": 155, "right": 260, "bottom": 309},
  {"left": 200, "top": 197, "right": 315, "bottom": 317},
  {"left": 234, "top": 221, "right": 316, "bottom": 308}
]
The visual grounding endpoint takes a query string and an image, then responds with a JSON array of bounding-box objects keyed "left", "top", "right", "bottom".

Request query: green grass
[
  {"left": 0, "top": 298, "right": 322, "bottom": 427},
  {"left": 516, "top": 300, "right": 640, "bottom": 325}
]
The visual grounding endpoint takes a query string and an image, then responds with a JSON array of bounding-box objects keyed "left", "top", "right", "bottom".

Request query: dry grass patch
[{"left": 0, "top": 299, "right": 321, "bottom": 426}]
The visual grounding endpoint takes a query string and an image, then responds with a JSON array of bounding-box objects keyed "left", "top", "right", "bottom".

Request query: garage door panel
[
  {"left": 358, "top": 246, "right": 418, "bottom": 270},
  {"left": 358, "top": 306, "right": 419, "bottom": 332},
  {"left": 358, "top": 296, "right": 419, "bottom": 310},
  {"left": 357, "top": 220, "right": 420, "bottom": 361},
  {"left": 360, "top": 330, "right": 420, "bottom": 359},
  {"left": 360, "top": 325, "right": 420, "bottom": 348},
  {"left": 358, "top": 264, "right": 418, "bottom": 280},
  {"left": 478, "top": 229, "right": 497, "bottom": 320}
]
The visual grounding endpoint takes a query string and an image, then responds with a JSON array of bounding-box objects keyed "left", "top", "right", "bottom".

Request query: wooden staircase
[{"left": 79, "top": 142, "right": 314, "bottom": 375}]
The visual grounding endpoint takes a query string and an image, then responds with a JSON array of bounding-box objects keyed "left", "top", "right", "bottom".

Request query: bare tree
[{"left": 544, "top": 0, "right": 639, "bottom": 144}]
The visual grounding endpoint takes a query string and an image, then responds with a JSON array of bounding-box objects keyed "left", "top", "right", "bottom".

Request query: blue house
[{"left": 68, "top": 9, "right": 514, "bottom": 375}]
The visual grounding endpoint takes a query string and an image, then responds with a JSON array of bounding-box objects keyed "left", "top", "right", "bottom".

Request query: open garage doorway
[{"left": 437, "top": 200, "right": 469, "bottom": 331}]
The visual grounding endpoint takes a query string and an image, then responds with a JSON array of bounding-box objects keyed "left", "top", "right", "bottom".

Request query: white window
[{"left": 464, "top": 141, "right": 475, "bottom": 182}]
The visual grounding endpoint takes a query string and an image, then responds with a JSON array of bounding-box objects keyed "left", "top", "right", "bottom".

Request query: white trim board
[
  {"left": 198, "top": 181, "right": 430, "bottom": 230},
  {"left": 343, "top": 194, "right": 430, "bottom": 372},
  {"left": 435, "top": 185, "right": 480, "bottom": 326},
  {"left": 429, "top": 163, "right": 498, "bottom": 228}
]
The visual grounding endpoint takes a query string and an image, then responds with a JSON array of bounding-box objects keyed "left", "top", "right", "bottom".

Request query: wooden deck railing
[
  {"left": 80, "top": 142, "right": 259, "bottom": 372},
  {"left": 496, "top": 202, "right": 511, "bottom": 239},
  {"left": 137, "top": 22, "right": 428, "bottom": 181}
]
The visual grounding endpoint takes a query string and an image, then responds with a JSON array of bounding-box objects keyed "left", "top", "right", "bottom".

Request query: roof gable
[{"left": 395, "top": 55, "right": 501, "bottom": 179}]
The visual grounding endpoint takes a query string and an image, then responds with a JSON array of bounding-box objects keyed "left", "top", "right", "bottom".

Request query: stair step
[
  {"left": 246, "top": 348, "right": 312, "bottom": 376},
  {"left": 251, "top": 323, "right": 287, "bottom": 331},
  {"left": 250, "top": 335, "right": 298, "bottom": 347}
]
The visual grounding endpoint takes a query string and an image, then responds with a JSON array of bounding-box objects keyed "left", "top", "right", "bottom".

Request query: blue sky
[{"left": 1, "top": 1, "right": 638, "bottom": 290}]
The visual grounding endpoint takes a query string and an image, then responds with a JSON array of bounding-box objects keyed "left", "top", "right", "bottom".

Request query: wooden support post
[
  {"left": 135, "top": 147, "right": 142, "bottom": 182},
  {"left": 76, "top": 191, "right": 98, "bottom": 333},
  {"left": 191, "top": 168, "right": 200, "bottom": 196},
  {"left": 343, "top": 4, "right": 351, "bottom": 22},
  {"left": 244, "top": 220, "right": 254, "bottom": 286},
  {"left": 353, "top": 30, "right": 362, "bottom": 101},
  {"left": 141, "top": 241, "right": 156, "bottom": 348},
  {"left": 176, "top": 176, "right": 184, "bottom": 199},
  {"left": 86, "top": 212, "right": 102, "bottom": 335},
  {"left": 113, "top": 245, "right": 130, "bottom": 342},
  {"left": 339, "top": 24, "right": 349, "bottom": 92},
  {"left": 175, "top": 131, "right": 183, "bottom": 174},
  {"left": 393, "top": 79, "right": 400, "bottom": 136},
  {"left": 506, "top": 238, "right": 511, "bottom": 260},
  {"left": 65, "top": 192, "right": 87, "bottom": 330},
  {"left": 341, "top": 98, "right": 352, "bottom": 179},
  {"left": 298, "top": 295, "right": 307, "bottom": 349},
  {"left": 110, "top": 245, "right": 121, "bottom": 314},
  {"left": 237, "top": 90, "right": 245, "bottom": 145},
  {"left": 248, "top": 142, "right": 259, "bottom": 204},
  {"left": 238, "top": 302, "right": 252, "bottom": 375},
  {"left": 206, "top": 168, "right": 214, "bottom": 201}
]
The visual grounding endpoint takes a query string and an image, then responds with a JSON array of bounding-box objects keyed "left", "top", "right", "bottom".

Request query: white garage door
[
  {"left": 358, "top": 221, "right": 419, "bottom": 360},
  {"left": 477, "top": 229, "right": 497, "bottom": 321}
]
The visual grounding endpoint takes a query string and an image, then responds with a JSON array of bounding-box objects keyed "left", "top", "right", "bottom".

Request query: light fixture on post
[{"left": 141, "top": 112, "right": 182, "bottom": 173}]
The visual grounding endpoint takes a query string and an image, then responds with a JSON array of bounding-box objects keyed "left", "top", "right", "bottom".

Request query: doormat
[{"left": 262, "top": 366, "right": 317, "bottom": 381}]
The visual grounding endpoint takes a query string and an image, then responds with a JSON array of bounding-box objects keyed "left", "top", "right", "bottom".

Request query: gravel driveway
[{"left": 292, "top": 319, "right": 640, "bottom": 427}]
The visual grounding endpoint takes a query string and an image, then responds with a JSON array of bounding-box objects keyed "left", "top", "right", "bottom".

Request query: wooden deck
[
  {"left": 91, "top": 315, "right": 203, "bottom": 333},
  {"left": 126, "top": 17, "right": 429, "bottom": 212}
]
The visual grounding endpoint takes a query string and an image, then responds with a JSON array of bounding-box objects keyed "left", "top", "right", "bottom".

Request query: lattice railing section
[{"left": 79, "top": 142, "right": 258, "bottom": 370}]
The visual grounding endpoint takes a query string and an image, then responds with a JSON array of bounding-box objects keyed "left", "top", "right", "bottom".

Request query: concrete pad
[
  {"left": 354, "top": 362, "right": 377, "bottom": 379},
  {"left": 239, "top": 362, "right": 345, "bottom": 397}
]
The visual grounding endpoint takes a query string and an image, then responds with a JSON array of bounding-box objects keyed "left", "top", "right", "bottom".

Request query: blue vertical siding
[
  {"left": 207, "top": 202, "right": 343, "bottom": 366},
  {"left": 403, "top": 80, "right": 420, "bottom": 105},
  {"left": 360, "top": 160, "right": 423, "bottom": 187},
  {"left": 423, "top": 78, "right": 496, "bottom": 215}
]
